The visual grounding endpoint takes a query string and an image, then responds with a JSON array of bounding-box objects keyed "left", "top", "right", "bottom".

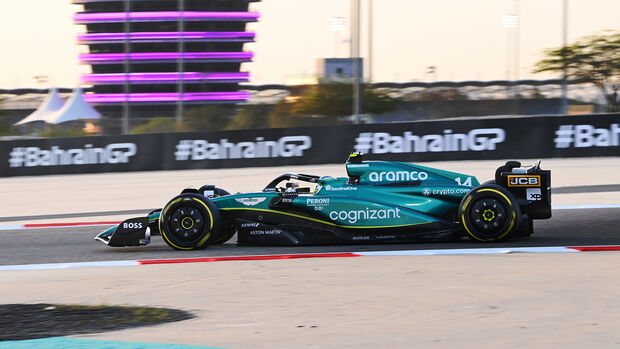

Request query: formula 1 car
[{"left": 95, "top": 153, "right": 551, "bottom": 250}]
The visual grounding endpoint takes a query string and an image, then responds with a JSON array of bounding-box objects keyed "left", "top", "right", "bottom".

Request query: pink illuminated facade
[{"left": 72, "top": 0, "right": 259, "bottom": 133}]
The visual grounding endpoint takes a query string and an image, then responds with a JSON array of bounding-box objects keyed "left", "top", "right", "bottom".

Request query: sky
[{"left": 0, "top": 0, "right": 618, "bottom": 89}]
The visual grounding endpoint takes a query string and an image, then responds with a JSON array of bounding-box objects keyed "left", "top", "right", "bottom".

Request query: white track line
[
  {"left": 552, "top": 204, "right": 620, "bottom": 210},
  {"left": 0, "top": 260, "right": 139, "bottom": 271},
  {"left": 0, "top": 225, "right": 24, "bottom": 231},
  {"left": 3, "top": 246, "right": 618, "bottom": 271},
  {"left": 358, "top": 246, "right": 580, "bottom": 256}
]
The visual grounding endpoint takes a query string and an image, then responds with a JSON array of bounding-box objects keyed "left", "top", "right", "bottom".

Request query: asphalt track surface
[{"left": 1, "top": 207, "right": 618, "bottom": 266}]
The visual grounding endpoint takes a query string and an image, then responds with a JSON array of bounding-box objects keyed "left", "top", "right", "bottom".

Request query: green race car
[{"left": 96, "top": 153, "right": 551, "bottom": 250}]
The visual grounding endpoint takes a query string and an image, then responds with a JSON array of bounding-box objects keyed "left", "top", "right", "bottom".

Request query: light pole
[
  {"left": 514, "top": 0, "right": 520, "bottom": 82},
  {"left": 350, "top": 0, "right": 361, "bottom": 124},
  {"left": 502, "top": 13, "right": 518, "bottom": 99},
  {"left": 122, "top": 0, "right": 130, "bottom": 135},
  {"left": 368, "top": 0, "right": 373, "bottom": 84},
  {"left": 426, "top": 66, "right": 437, "bottom": 82},
  {"left": 176, "top": 0, "right": 185, "bottom": 124},
  {"left": 561, "top": 0, "right": 568, "bottom": 114},
  {"left": 329, "top": 17, "right": 346, "bottom": 58}
]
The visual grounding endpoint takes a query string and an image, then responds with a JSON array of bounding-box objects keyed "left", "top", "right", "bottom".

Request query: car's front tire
[
  {"left": 197, "top": 185, "right": 235, "bottom": 244},
  {"left": 459, "top": 184, "right": 520, "bottom": 242},
  {"left": 159, "top": 193, "right": 221, "bottom": 250}
]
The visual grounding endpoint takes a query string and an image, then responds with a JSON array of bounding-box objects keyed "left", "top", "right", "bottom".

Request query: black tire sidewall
[
  {"left": 159, "top": 193, "right": 221, "bottom": 250},
  {"left": 197, "top": 186, "right": 233, "bottom": 244},
  {"left": 460, "top": 184, "right": 520, "bottom": 242}
]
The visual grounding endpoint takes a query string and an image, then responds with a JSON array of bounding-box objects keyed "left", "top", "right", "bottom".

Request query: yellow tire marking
[
  {"left": 192, "top": 198, "right": 214, "bottom": 230},
  {"left": 462, "top": 195, "right": 472, "bottom": 210},
  {"left": 159, "top": 196, "right": 217, "bottom": 250},
  {"left": 162, "top": 198, "right": 182, "bottom": 216},
  {"left": 462, "top": 213, "right": 486, "bottom": 242},
  {"left": 477, "top": 188, "right": 511, "bottom": 203},
  {"left": 462, "top": 188, "right": 517, "bottom": 242}
]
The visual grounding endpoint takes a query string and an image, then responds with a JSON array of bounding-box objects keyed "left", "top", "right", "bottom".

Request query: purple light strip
[
  {"left": 81, "top": 72, "right": 249, "bottom": 83},
  {"left": 83, "top": 92, "right": 250, "bottom": 103},
  {"left": 77, "top": 31, "right": 256, "bottom": 42},
  {"left": 79, "top": 52, "right": 253, "bottom": 63},
  {"left": 74, "top": 11, "right": 260, "bottom": 23}
]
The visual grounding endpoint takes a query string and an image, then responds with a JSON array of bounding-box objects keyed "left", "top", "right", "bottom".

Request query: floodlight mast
[
  {"left": 561, "top": 0, "right": 569, "bottom": 114},
  {"left": 122, "top": 0, "right": 130, "bottom": 135},
  {"left": 176, "top": 0, "right": 185, "bottom": 124},
  {"left": 351, "top": 0, "right": 361, "bottom": 124}
]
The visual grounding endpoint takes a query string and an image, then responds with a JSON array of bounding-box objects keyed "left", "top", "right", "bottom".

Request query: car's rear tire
[
  {"left": 459, "top": 184, "right": 520, "bottom": 242},
  {"left": 159, "top": 193, "right": 221, "bottom": 250}
]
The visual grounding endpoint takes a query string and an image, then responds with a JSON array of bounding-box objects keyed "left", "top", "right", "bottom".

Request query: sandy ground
[
  {"left": 1, "top": 254, "right": 620, "bottom": 348},
  {"left": 1, "top": 157, "right": 620, "bottom": 348}
]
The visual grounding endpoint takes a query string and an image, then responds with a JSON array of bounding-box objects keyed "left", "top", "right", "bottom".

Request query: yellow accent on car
[
  {"left": 497, "top": 211, "right": 516, "bottom": 240},
  {"left": 461, "top": 212, "right": 486, "bottom": 242},
  {"left": 192, "top": 198, "right": 214, "bottom": 230},
  {"left": 181, "top": 217, "right": 194, "bottom": 229},
  {"left": 462, "top": 195, "right": 472, "bottom": 210},
  {"left": 162, "top": 198, "right": 182, "bottom": 216},
  {"left": 477, "top": 188, "right": 511, "bottom": 204},
  {"left": 159, "top": 196, "right": 216, "bottom": 249},
  {"left": 462, "top": 188, "right": 516, "bottom": 242},
  {"left": 507, "top": 175, "right": 541, "bottom": 187},
  {"left": 482, "top": 209, "right": 495, "bottom": 222},
  {"left": 195, "top": 232, "right": 212, "bottom": 248},
  {"left": 219, "top": 207, "right": 429, "bottom": 229},
  {"left": 162, "top": 232, "right": 212, "bottom": 251}
]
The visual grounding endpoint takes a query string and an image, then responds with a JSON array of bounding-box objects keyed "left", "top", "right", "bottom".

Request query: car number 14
[{"left": 455, "top": 177, "right": 473, "bottom": 187}]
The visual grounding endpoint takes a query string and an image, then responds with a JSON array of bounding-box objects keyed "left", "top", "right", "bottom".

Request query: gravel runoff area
[
  {"left": 1, "top": 157, "right": 620, "bottom": 347},
  {"left": 0, "top": 304, "right": 193, "bottom": 341}
]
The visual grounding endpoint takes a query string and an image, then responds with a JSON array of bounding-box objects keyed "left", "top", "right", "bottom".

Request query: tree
[
  {"left": 0, "top": 118, "right": 17, "bottom": 136},
  {"left": 0, "top": 118, "right": 16, "bottom": 137},
  {"left": 177, "top": 105, "right": 235, "bottom": 132},
  {"left": 291, "top": 82, "right": 400, "bottom": 119},
  {"left": 268, "top": 101, "right": 316, "bottom": 128},
  {"left": 534, "top": 31, "right": 620, "bottom": 112},
  {"left": 0, "top": 100, "right": 17, "bottom": 137},
  {"left": 226, "top": 104, "right": 272, "bottom": 130},
  {"left": 130, "top": 117, "right": 177, "bottom": 134},
  {"left": 410, "top": 88, "right": 469, "bottom": 102},
  {"left": 38, "top": 125, "right": 88, "bottom": 138}
]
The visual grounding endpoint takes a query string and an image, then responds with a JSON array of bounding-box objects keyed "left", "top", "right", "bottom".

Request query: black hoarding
[
  {"left": 350, "top": 113, "right": 620, "bottom": 161},
  {"left": 0, "top": 134, "right": 162, "bottom": 177},
  {"left": 1, "top": 113, "right": 618, "bottom": 177},
  {"left": 158, "top": 125, "right": 347, "bottom": 170}
]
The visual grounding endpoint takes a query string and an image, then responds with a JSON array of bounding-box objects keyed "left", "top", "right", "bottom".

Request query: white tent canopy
[
  {"left": 45, "top": 87, "right": 101, "bottom": 124},
  {"left": 14, "top": 88, "right": 65, "bottom": 125}
]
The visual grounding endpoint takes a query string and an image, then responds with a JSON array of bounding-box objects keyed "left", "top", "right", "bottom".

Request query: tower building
[{"left": 72, "top": 0, "right": 259, "bottom": 133}]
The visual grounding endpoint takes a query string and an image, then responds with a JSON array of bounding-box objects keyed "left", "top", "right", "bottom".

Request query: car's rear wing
[{"left": 495, "top": 160, "right": 551, "bottom": 220}]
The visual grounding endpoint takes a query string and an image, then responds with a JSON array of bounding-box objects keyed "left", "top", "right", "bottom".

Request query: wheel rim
[
  {"left": 470, "top": 198, "right": 507, "bottom": 234},
  {"left": 169, "top": 206, "right": 205, "bottom": 242}
]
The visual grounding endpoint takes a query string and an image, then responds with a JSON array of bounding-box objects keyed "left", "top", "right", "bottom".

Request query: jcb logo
[
  {"left": 507, "top": 175, "right": 540, "bottom": 187},
  {"left": 123, "top": 222, "right": 143, "bottom": 229}
]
